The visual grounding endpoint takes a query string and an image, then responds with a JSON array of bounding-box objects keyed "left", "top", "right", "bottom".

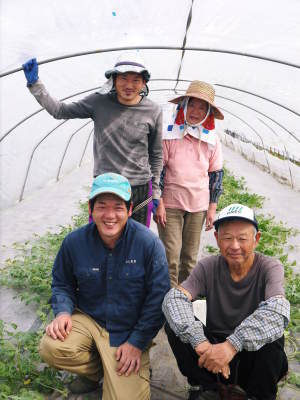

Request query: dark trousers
[
  {"left": 165, "top": 323, "right": 288, "bottom": 400},
  {"left": 131, "top": 182, "right": 152, "bottom": 227}
]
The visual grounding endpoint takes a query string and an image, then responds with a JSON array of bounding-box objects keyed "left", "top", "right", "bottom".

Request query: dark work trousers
[
  {"left": 131, "top": 181, "right": 152, "bottom": 227},
  {"left": 165, "top": 323, "right": 288, "bottom": 400}
]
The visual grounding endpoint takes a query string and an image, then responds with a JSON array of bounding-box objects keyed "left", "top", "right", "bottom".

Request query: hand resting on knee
[{"left": 45, "top": 313, "right": 72, "bottom": 341}]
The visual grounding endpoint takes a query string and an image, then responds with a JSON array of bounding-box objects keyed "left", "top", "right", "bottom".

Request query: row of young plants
[
  {"left": 0, "top": 168, "right": 299, "bottom": 398},
  {"left": 0, "top": 209, "right": 88, "bottom": 399},
  {"left": 224, "top": 129, "right": 300, "bottom": 167}
]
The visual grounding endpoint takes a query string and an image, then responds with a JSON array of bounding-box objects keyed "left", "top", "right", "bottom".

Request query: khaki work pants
[
  {"left": 39, "top": 311, "right": 150, "bottom": 400},
  {"left": 158, "top": 208, "right": 206, "bottom": 287}
]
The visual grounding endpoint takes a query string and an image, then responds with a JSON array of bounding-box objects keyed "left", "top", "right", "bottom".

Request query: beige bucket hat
[{"left": 169, "top": 80, "right": 224, "bottom": 120}]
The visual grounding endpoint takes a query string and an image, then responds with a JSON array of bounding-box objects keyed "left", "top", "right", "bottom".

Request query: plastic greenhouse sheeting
[{"left": 1, "top": 0, "right": 300, "bottom": 209}]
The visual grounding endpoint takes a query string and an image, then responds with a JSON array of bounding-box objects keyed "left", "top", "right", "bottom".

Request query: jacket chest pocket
[
  {"left": 119, "top": 263, "right": 145, "bottom": 280},
  {"left": 77, "top": 267, "right": 105, "bottom": 290}
]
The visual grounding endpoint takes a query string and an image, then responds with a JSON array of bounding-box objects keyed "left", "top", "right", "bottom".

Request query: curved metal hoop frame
[{"left": 1, "top": 46, "right": 299, "bottom": 202}]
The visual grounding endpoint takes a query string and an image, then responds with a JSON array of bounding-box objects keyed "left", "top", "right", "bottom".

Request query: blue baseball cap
[{"left": 89, "top": 173, "right": 132, "bottom": 202}]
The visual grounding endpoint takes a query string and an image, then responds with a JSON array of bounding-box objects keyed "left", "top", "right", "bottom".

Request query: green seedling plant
[
  {"left": 0, "top": 320, "right": 68, "bottom": 399},
  {"left": 0, "top": 203, "right": 88, "bottom": 398}
]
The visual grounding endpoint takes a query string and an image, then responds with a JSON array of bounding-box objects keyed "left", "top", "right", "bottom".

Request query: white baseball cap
[
  {"left": 105, "top": 52, "right": 150, "bottom": 82},
  {"left": 213, "top": 203, "right": 258, "bottom": 230}
]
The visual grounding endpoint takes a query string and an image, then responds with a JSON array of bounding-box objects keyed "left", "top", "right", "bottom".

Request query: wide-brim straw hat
[{"left": 169, "top": 81, "right": 224, "bottom": 120}]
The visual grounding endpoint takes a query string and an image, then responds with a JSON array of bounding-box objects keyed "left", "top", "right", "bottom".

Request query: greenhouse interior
[{"left": 0, "top": 0, "right": 299, "bottom": 399}]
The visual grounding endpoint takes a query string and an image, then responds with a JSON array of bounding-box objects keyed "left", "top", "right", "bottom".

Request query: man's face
[
  {"left": 90, "top": 193, "right": 132, "bottom": 247},
  {"left": 114, "top": 72, "right": 145, "bottom": 105},
  {"left": 214, "top": 220, "right": 261, "bottom": 268}
]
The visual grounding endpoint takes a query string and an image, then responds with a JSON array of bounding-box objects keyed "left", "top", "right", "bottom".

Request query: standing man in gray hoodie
[{"left": 22, "top": 52, "right": 162, "bottom": 226}]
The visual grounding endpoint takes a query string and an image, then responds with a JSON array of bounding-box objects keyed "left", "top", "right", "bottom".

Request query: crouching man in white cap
[
  {"left": 22, "top": 53, "right": 162, "bottom": 226},
  {"left": 39, "top": 173, "right": 170, "bottom": 399},
  {"left": 163, "top": 204, "right": 289, "bottom": 400}
]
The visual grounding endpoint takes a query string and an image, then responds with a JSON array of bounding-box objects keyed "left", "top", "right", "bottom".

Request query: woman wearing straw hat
[{"left": 154, "top": 81, "right": 224, "bottom": 287}]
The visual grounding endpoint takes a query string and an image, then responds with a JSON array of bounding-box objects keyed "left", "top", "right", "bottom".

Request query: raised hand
[{"left": 22, "top": 58, "right": 39, "bottom": 85}]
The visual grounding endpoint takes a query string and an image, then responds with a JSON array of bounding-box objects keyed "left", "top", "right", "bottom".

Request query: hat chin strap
[{"left": 185, "top": 102, "right": 211, "bottom": 128}]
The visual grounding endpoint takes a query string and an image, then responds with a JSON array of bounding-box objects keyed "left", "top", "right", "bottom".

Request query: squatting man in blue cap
[
  {"left": 39, "top": 173, "right": 170, "bottom": 399},
  {"left": 163, "top": 204, "right": 289, "bottom": 400},
  {"left": 22, "top": 52, "right": 162, "bottom": 227}
]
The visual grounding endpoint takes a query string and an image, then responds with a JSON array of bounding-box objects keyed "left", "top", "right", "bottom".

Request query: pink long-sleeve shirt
[{"left": 162, "top": 134, "right": 223, "bottom": 212}]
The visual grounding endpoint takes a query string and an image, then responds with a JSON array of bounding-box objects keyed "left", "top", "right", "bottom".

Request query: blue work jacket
[{"left": 51, "top": 218, "right": 170, "bottom": 350}]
